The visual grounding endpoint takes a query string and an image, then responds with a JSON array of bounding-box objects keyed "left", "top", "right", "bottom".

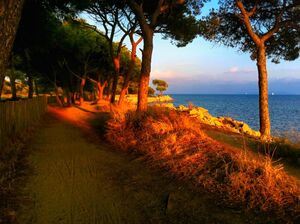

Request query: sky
[
  {"left": 150, "top": 34, "right": 300, "bottom": 94},
  {"left": 81, "top": 4, "right": 300, "bottom": 95}
]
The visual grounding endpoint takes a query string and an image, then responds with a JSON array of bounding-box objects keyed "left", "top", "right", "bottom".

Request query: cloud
[{"left": 229, "top": 66, "right": 239, "bottom": 73}]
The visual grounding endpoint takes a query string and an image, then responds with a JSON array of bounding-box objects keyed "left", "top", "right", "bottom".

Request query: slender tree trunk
[
  {"left": 28, "top": 73, "right": 33, "bottom": 98},
  {"left": 119, "top": 36, "right": 142, "bottom": 106},
  {"left": 0, "top": 0, "right": 25, "bottom": 100},
  {"left": 118, "top": 79, "right": 129, "bottom": 106},
  {"left": 0, "top": 75, "right": 4, "bottom": 99},
  {"left": 97, "top": 81, "right": 106, "bottom": 100},
  {"left": 257, "top": 45, "right": 271, "bottom": 140},
  {"left": 10, "top": 74, "right": 17, "bottom": 100},
  {"left": 54, "top": 85, "right": 63, "bottom": 107},
  {"left": 110, "top": 56, "right": 120, "bottom": 104},
  {"left": 79, "top": 75, "right": 86, "bottom": 105},
  {"left": 105, "top": 77, "right": 112, "bottom": 100},
  {"left": 138, "top": 28, "right": 153, "bottom": 111},
  {"left": 34, "top": 79, "right": 39, "bottom": 96},
  {"left": 65, "top": 87, "right": 72, "bottom": 107}
]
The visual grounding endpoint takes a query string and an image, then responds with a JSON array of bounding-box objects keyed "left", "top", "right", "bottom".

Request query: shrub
[{"left": 106, "top": 107, "right": 300, "bottom": 222}]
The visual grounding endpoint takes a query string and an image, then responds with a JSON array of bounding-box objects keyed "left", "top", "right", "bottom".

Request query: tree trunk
[
  {"left": 34, "top": 79, "right": 39, "bottom": 96},
  {"left": 119, "top": 36, "right": 142, "bottom": 106},
  {"left": 138, "top": 28, "right": 153, "bottom": 111},
  {"left": 0, "top": 75, "right": 4, "bottom": 99},
  {"left": 97, "top": 81, "right": 106, "bottom": 100},
  {"left": 0, "top": 0, "right": 25, "bottom": 97},
  {"left": 118, "top": 81, "right": 129, "bottom": 106},
  {"left": 257, "top": 45, "right": 271, "bottom": 140},
  {"left": 10, "top": 74, "right": 17, "bottom": 100},
  {"left": 54, "top": 85, "right": 63, "bottom": 107},
  {"left": 110, "top": 56, "right": 120, "bottom": 104},
  {"left": 105, "top": 77, "right": 112, "bottom": 100},
  {"left": 28, "top": 73, "right": 33, "bottom": 98},
  {"left": 79, "top": 75, "right": 86, "bottom": 105},
  {"left": 65, "top": 88, "right": 72, "bottom": 107}
]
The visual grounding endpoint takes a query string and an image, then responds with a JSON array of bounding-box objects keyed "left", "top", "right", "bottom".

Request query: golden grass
[{"left": 106, "top": 107, "right": 300, "bottom": 223}]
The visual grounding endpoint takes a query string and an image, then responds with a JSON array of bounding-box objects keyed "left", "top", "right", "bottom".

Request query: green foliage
[
  {"left": 152, "top": 79, "right": 168, "bottom": 95},
  {"left": 148, "top": 86, "right": 155, "bottom": 96},
  {"left": 201, "top": 0, "right": 300, "bottom": 63}
]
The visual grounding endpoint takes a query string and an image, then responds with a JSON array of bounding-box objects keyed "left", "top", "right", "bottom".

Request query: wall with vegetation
[{"left": 0, "top": 96, "right": 47, "bottom": 149}]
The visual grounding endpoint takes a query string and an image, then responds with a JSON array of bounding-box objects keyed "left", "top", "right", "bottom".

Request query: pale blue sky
[
  {"left": 81, "top": 5, "right": 300, "bottom": 95},
  {"left": 150, "top": 34, "right": 300, "bottom": 94}
]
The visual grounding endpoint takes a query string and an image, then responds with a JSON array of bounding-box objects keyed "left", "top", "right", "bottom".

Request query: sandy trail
[{"left": 17, "top": 105, "right": 249, "bottom": 224}]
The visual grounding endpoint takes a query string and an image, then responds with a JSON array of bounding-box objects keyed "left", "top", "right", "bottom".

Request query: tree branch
[{"left": 235, "top": 0, "right": 261, "bottom": 45}]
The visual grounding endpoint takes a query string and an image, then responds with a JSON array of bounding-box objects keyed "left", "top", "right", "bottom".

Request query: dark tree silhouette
[{"left": 0, "top": 0, "right": 25, "bottom": 99}]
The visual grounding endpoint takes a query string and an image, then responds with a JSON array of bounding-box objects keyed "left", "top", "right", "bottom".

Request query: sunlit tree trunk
[
  {"left": 0, "top": 0, "right": 25, "bottom": 99},
  {"left": 110, "top": 56, "right": 120, "bottom": 104},
  {"left": 257, "top": 45, "right": 271, "bottom": 140},
  {"left": 97, "top": 81, "right": 106, "bottom": 100},
  {"left": 118, "top": 77, "right": 129, "bottom": 106},
  {"left": 138, "top": 29, "right": 153, "bottom": 111},
  {"left": 119, "top": 36, "right": 142, "bottom": 106}
]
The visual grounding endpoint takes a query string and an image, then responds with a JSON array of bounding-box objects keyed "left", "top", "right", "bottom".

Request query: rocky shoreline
[{"left": 153, "top": 103, "right": 261, "bottom": 138}]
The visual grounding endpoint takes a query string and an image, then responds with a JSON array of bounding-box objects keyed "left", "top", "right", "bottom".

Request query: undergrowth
[
  {"left": 0, "top": 126, "right": 39, "bottom": 223},
  {"left": 106, "top": 107, "right": 300, "bottom": 223}
]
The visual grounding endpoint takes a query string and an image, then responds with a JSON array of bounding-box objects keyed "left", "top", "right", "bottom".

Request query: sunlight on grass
[{"left": 106, "top": 107, "right": 300, "bottom": 223}]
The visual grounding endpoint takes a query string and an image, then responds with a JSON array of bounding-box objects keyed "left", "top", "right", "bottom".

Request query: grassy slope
[
  {"left": 205, "top": 128, "right": 300, "bottom": 180},
  {"left": 17, "top": 110, "right": 254, "bottom": 224}
]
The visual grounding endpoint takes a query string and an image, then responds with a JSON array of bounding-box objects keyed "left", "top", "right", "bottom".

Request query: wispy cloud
[
  {"left": 225, "top": 66, "right": 256, "bottom": 74},
  {"left": 229, "top": 66, "right": 239, "bottom": 73}
]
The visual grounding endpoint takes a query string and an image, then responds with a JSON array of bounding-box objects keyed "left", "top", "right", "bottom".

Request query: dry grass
[{"left": 106, "top": 107, "right": 300, "bottom": 223}]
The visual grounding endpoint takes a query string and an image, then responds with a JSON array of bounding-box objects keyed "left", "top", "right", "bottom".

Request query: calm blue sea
[{"left": 170, "top": 94, "right": 300, "bottom": 134}]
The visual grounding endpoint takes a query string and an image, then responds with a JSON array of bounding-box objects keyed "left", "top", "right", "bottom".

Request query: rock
[
  {"left": 189, "top": 107, "right": 210, "bottom": 119},
  {"left": 161, "top": 103, "right": 175, "bottom": 109},
  {"left": 241, "top": 123, "right": 251, "bottom": 134},
  {"left": 177, "top": 105, "right": 189, "bottom": 111}
]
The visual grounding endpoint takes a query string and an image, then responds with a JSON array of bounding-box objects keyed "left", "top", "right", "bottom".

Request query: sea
[{"left": 170, "top": 94, "right": 300, "bottom": 137}]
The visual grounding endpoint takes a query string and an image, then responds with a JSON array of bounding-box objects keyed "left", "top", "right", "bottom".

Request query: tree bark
[
  {"left": 118, "top": 78, "right": 130, "bottom": 106},
  {"left": 0, "top": 0, "right": 25, "bottom": 97},
  {"left": 65, "top": 87, "right": 72, "bottom": 107},
  {"left": 28, "top": 73, "right": 33, "bottom": 98},
  {"left": 110, "top": 56, "right": 120, "bottom": 104},
  {"left": 257, "top": 45, "right": 271, "bottom": 140},
  {"left": 97, "top": 81, "right": 106, "bottom": 100},
  {"left": 10, "top": 73, "right": 17, "bottom": 100},
  {"left": 119, "top": 35, "right": 142, "bottom": 106},
  {"left": 105, "top": 77, "right": 112, "bottom": 100},
  {"left": 0, "top": 75, "right": 4, "bottom": 99},
  {"left": 138, "top": 28, "right": 153, "bottom": 111},
  {"left": 34, "top": 79, "right": 39, "bottom": 96},
  {"left": 55, "top": 86, "right": 63, "bottom": 107},
  {"left": 79, "top": 75, "right": 86, "bottom": 105}
]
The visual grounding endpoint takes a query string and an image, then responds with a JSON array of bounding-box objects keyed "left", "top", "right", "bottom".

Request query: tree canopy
[
  {"left": 202, "top": 0, "right": 300, "bottom": 63},
  {"left": 201, "top": 0, "right": 300, "bottom": 139},
  {"left": 152, "top": 79, "right": 168, "bottom": 95}
]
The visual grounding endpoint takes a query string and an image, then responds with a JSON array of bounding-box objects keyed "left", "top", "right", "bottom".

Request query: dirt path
[{"left": 17, "top": 107, "right": 256, "bottom": 224}]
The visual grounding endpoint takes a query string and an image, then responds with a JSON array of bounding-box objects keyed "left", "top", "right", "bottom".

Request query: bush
[{"left": 106, "top": 107, "right": 300, "bottom": 223}]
